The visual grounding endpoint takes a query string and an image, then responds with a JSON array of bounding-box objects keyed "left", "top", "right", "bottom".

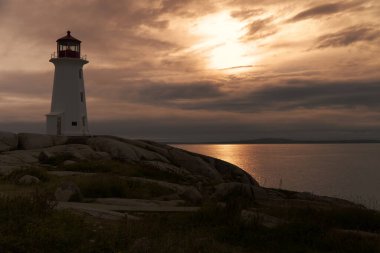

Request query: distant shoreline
[{"left": 168, "top": 139, "right": 380, "bottom": 145}]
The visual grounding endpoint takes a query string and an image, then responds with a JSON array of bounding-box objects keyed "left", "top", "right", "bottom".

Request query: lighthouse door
[{"left": 57, "top": 116, "right": 62, "bottom": 135}]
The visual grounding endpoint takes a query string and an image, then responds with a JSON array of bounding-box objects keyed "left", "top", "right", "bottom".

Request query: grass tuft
[
  {"left": 0, "top": 194, "right": 378, "bottom": 253},
  {"left": 60, "top": 160, "right": 187, "bottom": 183},
  {"left": 4, "top": 167, "right": 50, "bottom": 183},
  {"left": 73, "top": 174, "right": 174, "bottom": 199}
]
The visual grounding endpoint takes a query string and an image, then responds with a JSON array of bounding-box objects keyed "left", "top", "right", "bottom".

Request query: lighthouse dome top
[
  {"left": 56, "top": 31, "right": 83, "bottom": 59},
  {"left": 57, "top": 31, "right": 81, "bottom": 43}
]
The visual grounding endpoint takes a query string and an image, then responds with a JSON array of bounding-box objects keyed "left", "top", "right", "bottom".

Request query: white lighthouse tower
[{"left": 46, "top": 31, "right": 89, "bottom": 136}]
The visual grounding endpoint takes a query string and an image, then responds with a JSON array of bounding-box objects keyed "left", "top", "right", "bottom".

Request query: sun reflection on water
[
  {"left": 173, "top": 143, "right": 380, "bottom": 210},
  {"left": 178, "top": 144, "right": 264, "bottom": 183}
]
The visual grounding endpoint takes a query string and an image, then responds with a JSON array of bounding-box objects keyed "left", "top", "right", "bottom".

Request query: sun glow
[{"left": 191, "top": 12, "right": 254, "bottom": 71}]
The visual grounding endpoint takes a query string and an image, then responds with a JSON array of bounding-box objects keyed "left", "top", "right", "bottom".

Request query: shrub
[
  {"left": 0, "top": 190, "right": 128, "bottom": 252},
  {"left": 4, "top": 167, "right": 50, "bottom": 183},
  {"left": 62, "top": 160, "right": 187, "bottom": 183},
  {"left": 40, "top": 152, "right": 76, "bottom": 166},
  {"left": 73, "top": 175, "right": 174, "bottom": 199},
  {"left": 61, "top": 160, "right": 123, "bottom": 173}
]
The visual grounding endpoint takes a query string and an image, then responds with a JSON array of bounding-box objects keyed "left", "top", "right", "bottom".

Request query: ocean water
[{"left": 173, "top": 144, "right": 380, "bottom": 210}]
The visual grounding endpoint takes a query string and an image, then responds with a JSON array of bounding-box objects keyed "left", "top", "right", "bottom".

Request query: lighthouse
[{"left": 46, "top": 31, "right": 89, "bottom": 136}]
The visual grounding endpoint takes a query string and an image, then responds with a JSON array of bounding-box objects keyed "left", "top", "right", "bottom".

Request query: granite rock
[{"left": 0, "top": 131, "right": 18, "bottom": 152}]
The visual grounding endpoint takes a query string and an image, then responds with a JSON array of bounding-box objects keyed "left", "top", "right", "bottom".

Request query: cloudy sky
[{"left": 0, "top": 0, "right": 379, "bottom": 141}]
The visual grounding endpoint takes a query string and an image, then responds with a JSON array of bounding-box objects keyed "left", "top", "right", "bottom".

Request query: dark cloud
[
  {"left": 1, "top": 0, "right": 181, "bottom": 63},
  {"left": 147, "top": 79, "right": 380, "bottom": 113},
  {"left": 241, "top": 17, "right": 277, "bottom": 41},
  {"left": 0, "top": 71, "right": 52, "bottom": 97},
  {"left": 120, "top": 81, "right": 224, "bottom": 104},
  {"left": 315, "top": 25, "right": 380, "bottom": 49},
  {"left": 82, "top": 68, "right": 216, "bottom": 102},
  {"left": 245, "top": 79, "right": 380, "bottom": 111},
  {"left": 159, "top": 0, "right": 217, "bottom": 17},
  {"left": 0, "top": 0, "right": 9, "bottom": 19},
  {"left": 89, "top": 118, "right": 380, "bottom": 142},
  {"left": 2, "top": 113, "right": 379, "bottom": 142},
  {"left": 0, "top": 121, "right": 45, "bottom": 135},
  {"left": 230, "top": 9, "right": 264, "bottom": 20},
  {"left": 289, "top": 1, "right": 362, "bottom": 22},
  {"left": 0, "top": 0, "right": 379, "bottom": 141},
  {"left": 226, "top": 0, "right": 298, "bottom": 8},
  {"left": 3, "top": 67, "right": 378, "bottom": 117},
  {"left": 1, "top": 72, "right": 380, "bottom": 141},
  {"left": 87, "top": 75, "right": 380, "bottom": 114}
]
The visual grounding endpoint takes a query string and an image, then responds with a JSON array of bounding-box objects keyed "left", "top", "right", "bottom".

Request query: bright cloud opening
[{"left": 191, "top": 12, "right": 255, "bottom": 70}]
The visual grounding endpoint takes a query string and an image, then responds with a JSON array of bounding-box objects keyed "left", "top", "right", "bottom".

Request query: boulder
[
  {"left": 129, "top": 237, "right": 151, "bottom": 253},
  {"left": 43, "top": 144, "right": 107, "bottom": 161},
  {"left": 139, "top": 141, "right": 171, "bottom": 158},
  {"left": 213, "top": 158, "right": 259, "bottom": 186},
  {"left": 141, "top": 161, "right": 194, "bottom": 181},
  {"left": 18, "top": 133, "right": 54, "bottom": 150},
  {"left": 127, "top": 177, "right": 203, "bottom": 203},
  {"left": 63, "top": 160, "right": 76, "bottom": 166},
  {"left": 55, "top": 181, "right": 82, "bottom": 201},
  {"left": 0, "top": 131, "right": 18, "bottom": 152},
  {"left": 262, "top": 188, "right": 287, "bottom": 199},
  {"left": 38, "top": 150, "right": 55, "bottom": 163},
  {"left": 168, "top": 148, "right": 222, "bottom": 183},
  {"left": 88, "top": 137, "right": 140, "bottom": 161},
  {"left": 52, "top": 135, "right": 68, "bottom": 146},
  {"left": 0, "top": 150, "right": 40, "bottom": 175},
  {"left": 0, "top": 165, "right": 20, "bottom": 176},
  {"left": 17, "top": 133, "right": 68, "bottom": 150},
  {"left": 98, "top": 136, "right": 171, "bottom": 158},
  {"left": 1, "top": 150, "right": 40, "bottom": 165},
  {"left": 95, "top": 198, "right": 186, "bottom": 207},
  {"left": 88, "top": 137, "right": 169, "bottom": 163},
  {"left": 95, "top": 151, "right": 111, "bottom": 160},
  {"left": 241, "top": 210, "right": 282, "bottom": 228},
  {"left": 125, "top": 139, "right": 172, "bottom": 158},
  {"left": 212, "top": 182, "right": 268, "bottom": 202},
  {"left": 292, "top": 192, "right": 361, "bottom": 208},
  {"left": 18, "top": 175, "right": 41, "bottom": 185},
  {"left": 178, "top": 187, "right": 203, "bottom": 204}
]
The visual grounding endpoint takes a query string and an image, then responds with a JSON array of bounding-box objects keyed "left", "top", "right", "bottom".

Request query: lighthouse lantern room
[{"left": 46, "top": 31, "right": 89, "bottom": 136}]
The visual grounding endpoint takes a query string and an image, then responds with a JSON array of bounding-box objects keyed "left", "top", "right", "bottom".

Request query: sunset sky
[{"left": 0, "top": 0, "right": 379, "bottom": 141}]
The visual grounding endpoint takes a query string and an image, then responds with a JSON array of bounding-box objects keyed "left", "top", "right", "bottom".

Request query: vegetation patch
[
  {"left": 266, "top": 205, "right": 380, "bottom": 233},
  {"left": 0, "top": 192, "right": 127, "bottom": 253},
  {"left": 123, "top": 203, "right": 380, "bottom": 253},
  {"left": 40, "top": 152, "right": 76, "bottom": 166},
  {"left": 61, "top": 160, "right": 187, "bottom": 183},
  {"left": 0, "top": 193, "right": 378, "bottom": 253},
  {"left": 4, "top": 167, "right": 50, "bottom": 183},
  {"left": 72, "top": 174, "right": 175, "bottom": 199}
]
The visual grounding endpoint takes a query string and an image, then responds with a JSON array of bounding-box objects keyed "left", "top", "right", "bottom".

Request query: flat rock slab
[
  {"left": 48, "top": 171, "right": 98, "bottom": 177},
  {"left": 57, "top": 202, "right": 132, "bottom": 220},
  {"left": 0, "top": 131, "right": 18, "bottom": 152},
  {"left": 57, "top": 201, "right": 200, "bottom": 213},
  {"left": 95, "top": 198, "right": 186, "bottom": 207}
]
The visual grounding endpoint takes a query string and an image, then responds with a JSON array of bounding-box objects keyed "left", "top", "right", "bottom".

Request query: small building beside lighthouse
[{"left": 46, "top": 31, "right": 89, "bottom": 136}]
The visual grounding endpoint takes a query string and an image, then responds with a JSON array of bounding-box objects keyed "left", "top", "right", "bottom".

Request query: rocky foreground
[
  {"left": 0, "top": 132, "right": 379, "bottom": 252},
  {"left": 0, "top": 132, "right": 358, "bottom": 210}
]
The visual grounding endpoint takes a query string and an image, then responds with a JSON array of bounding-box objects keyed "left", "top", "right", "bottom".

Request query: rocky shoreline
[
  {"left": 1, "top": 132, "right": 362, "bottom": 213},
  {"left": 0, "top": 131, "right": 379, "bottom": 252}
]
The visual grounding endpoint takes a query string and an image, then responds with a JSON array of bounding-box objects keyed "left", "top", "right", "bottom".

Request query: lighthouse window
[
  {"left": 72, "top": 121, "right": 78, "bottom": 126},
  {"left": 80, "top": 92, "right": 84, "bottom": 102},
  {"left": 79, "top": 69, "right": 82, "bottom": 79}
]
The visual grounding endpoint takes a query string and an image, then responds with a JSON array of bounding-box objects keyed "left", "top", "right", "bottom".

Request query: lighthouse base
[
  {"left": 46, "top": 112, "right": 63, "bottom": 136},
  {"left": 46, "top": 112, "right": 89, "bottom": 136}
]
